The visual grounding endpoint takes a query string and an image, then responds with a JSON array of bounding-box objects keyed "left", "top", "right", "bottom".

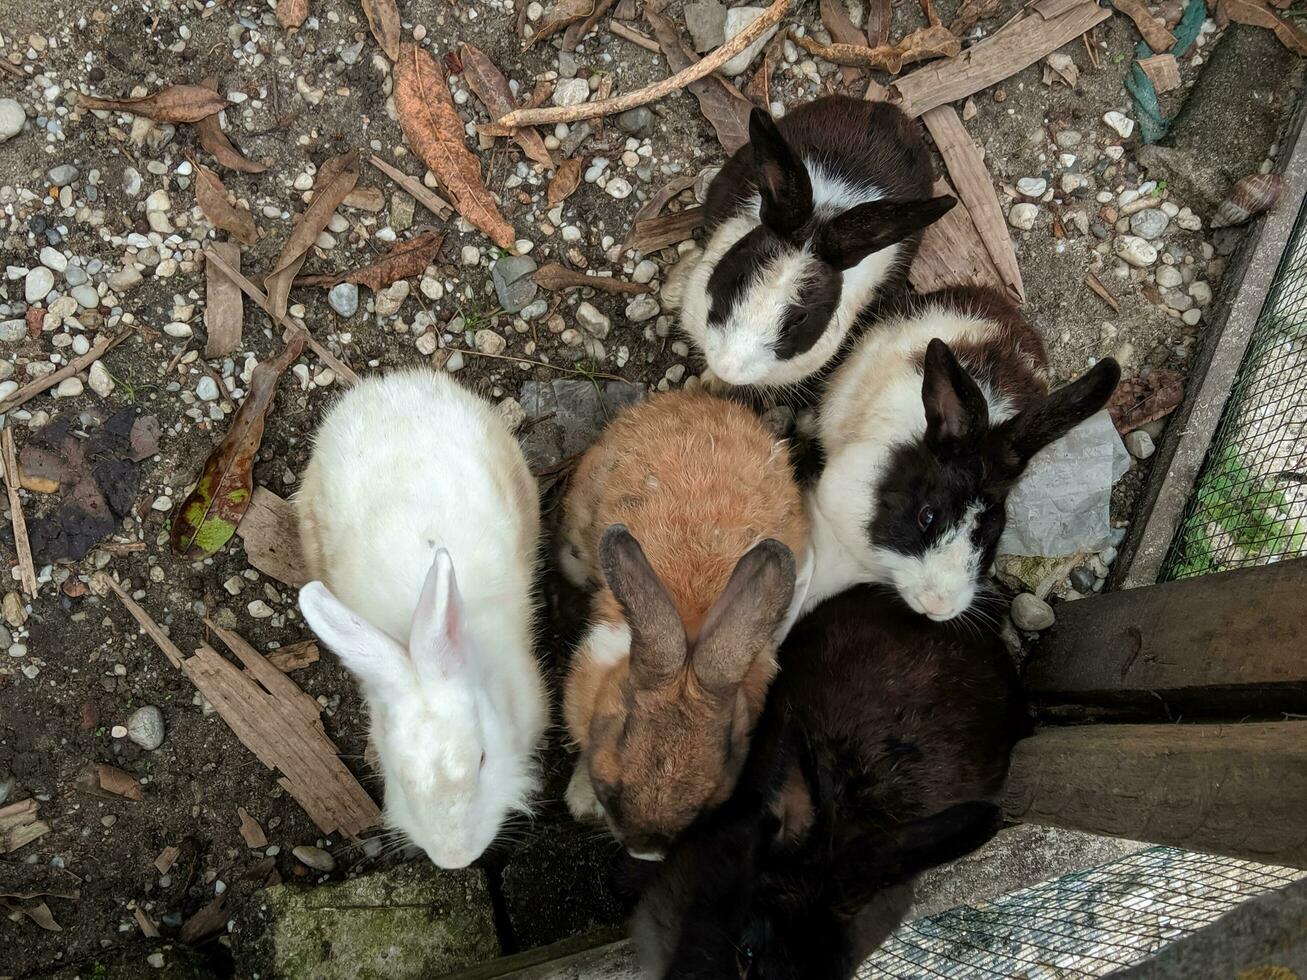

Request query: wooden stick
[
  {"left": 94, "top": 571, "right": 186, "bottom": 669},
  {"left": 0, "top": 331, "right": 130, "bottom": 414},
  {"left": 0, "top": 430, "right": 38, "bottom": 597},
  {"left": 367, "top": 154, "right": 454, "bottom": 221},
  {"left": 610, "top": 20, "right": 662, "bottom": 53},
  {"left": 1085, "top": 272, "right": 1121, "bottom": 312},
  {"left": 497, "top": 0, "right": 793, "bottom": 127},
  {"left": 203, "top": 247, "right": 361, "bottom": 386}
]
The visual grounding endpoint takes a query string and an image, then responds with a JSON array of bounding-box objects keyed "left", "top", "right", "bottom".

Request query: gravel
[
  {"left": 0, "top": 98, "right": 23, "bottom": 142},
  {"left": 575, "top": 301, "right": 611, "bottom": 339},
  {"left": 127, "top": 705, "right": 165, "bottom": 750},
  {"left": 328, "top": 282, "right": 359, "bottom": 318},
  {"left": 1129, "top": 208, "right": 1169, "bottom": 240},
  {"left": 24, "top": 266, "right": 54, "bottom": 303},
  {"left": 1010, "top": 593, "right": 1055, "bottom": 631}
]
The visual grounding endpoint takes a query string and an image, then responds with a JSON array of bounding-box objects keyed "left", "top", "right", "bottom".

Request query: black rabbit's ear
[
  {"left": 750, "top": 108, "right": 813, "bottom": 239},
  {"left": 815, "top": 195, "right": 956, "bottom": 271},
  {"left": 995, "top": 358, "right": 1122, "bottom": 472},
  {"left": 922, "top": 338, "right": 990, "bottom": 446}
]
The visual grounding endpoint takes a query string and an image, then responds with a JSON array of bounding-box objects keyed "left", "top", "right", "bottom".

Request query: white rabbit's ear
[
  {"left": 409, "top": 549, "right": 465, "bottom": 678},
  {"left": 299, "top": 581, "right": 408, "bottom": 694}
]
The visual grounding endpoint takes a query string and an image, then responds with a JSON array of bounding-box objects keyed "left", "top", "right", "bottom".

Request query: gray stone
[
  {"left": 48, "top": 164, "right": 79, "bottom": 187},
  {"left": 1125, "top": 429, "right": 1155, "bottom": 459},
  {"left": 195, "top": 376, "right": 220, "bottom": 402},
  {"left": 0, "top": 320, "right": 26, "bottom": 343},
  {"left": 1129, "top": 207, "right": 1170, "bottom": 240},
  {"left": 1114, "top": 235, "right": 1158, "bottom": 268},
  {"left": 518, "top": 378, "right": 645, "bottom": 470},
  {"left": 1155, "top": 265, "right": 1183, "bottom": 288},
  {"left": 721, "top": 7, "right": 780, "bottom": 76},
  {"left": 1016, "top": 177, "right": 1047, "bottom": 198},
  {"left": 575, "top": 301, "right": 611, "bottom": 339},
  {"left": 72, "top": 284, "right": 100, "bottom": 309},
  {"left": 233, "top": 863, "right": 498, "bottom": 980},
  {"left": 553, "top": 78, "right": 591, "bottom": 108},
  {"left": 625, "top": 293, "right": 659, "bottom": 323},
  {"left": 685, "top": 0, "right": 727, "bottom": 52},
  {"left": 127, "top": 705, "right": 165, "bottom": 750},
  {"left": 64, "top": 264, "right": 88, "bottom": 286},
  {"left": 0, "top": 98, "right": 24, "bottom": 142},
  {"left": 1054, "top": 129, "right": 1082, "bottom": 149},
  {"left": 328, "top": 282, "right": 358, "bottom": 318},
  {"left": 617, "top": 107, "right": 655, "bottom": 138},
  {"left": 1069, "top": 566, "right": 1096, "bottom": 594},
  {"left": 492, "top": 254, "right": 539, "bottom": 314},
  {"left": 1008, "top": 203, "right": 1039, "bottom": 231},
  {"left": 292, "top": 845, "right": 336, "bottom": 872},
  {"left": 1010, "top": 593, "right": 1055, "bottom": 631},
  {"left": 25, "top": 266, "right": 54, "bottom": 303}
]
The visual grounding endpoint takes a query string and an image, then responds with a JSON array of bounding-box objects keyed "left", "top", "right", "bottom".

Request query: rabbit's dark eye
[
  {"left": 478, "top": 751, "right": 486, "bottom": 771},
  {"left": 917, "top": 505, "right": 935, "bottom": 531},
  {"left": 737, "top": 944, "right": 755, "bottom": 978}
]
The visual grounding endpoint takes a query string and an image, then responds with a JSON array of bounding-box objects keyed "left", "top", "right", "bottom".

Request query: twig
[
  {"left": 497, "top": 0, "right": 793, "bottom": 127},
  {"left": 202, "top": 248, "right": 361, "bottom": 386},
  {"left": 0, "top": 332, "right": 130, "bottom": 414},
  {"left": 458, "top": 347, "right": 628, "bottom": 382},
  {"left": 1085, "top": 273, "right": 1121, "bottom": 312},
  {"left": 610, "top": 21, "right": 663, "bottom": 52},
  {"left": 368, "top": 154, "right": 454, "bottom": 221},
  {"left": 93, "top": 571, "right": 185, "bottom": 669},
  {"left": 0, "top": 430, "right": 38, "bottom": 597}
]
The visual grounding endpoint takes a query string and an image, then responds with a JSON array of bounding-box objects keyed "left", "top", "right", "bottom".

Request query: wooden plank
[
  {"left": 204, "top": 242, "right": 243, "bottom": 358},
  {"left": 236, "top": 486, "right": 308, "bottom": 588},
  {"left": 910, "top": 176, "right": 1007, "bottom": 295},
  {"left": 1119, "top": 101, "right": 1307, "bottom": 588},
  {"left": 1025, "top": 558, "right": 1307, "bottom": 713},
  {"left": 894, "top": 1, "right": 1113, "bottom": 118},
  {"left": 921, "top": 105, "right": 1025, "bottom": 304},
  {"left": 630, "top": 206, "right": 705, "bottom": 254},
  {"left": 1002, "top": 722, "right": 1307, "bottom": 869}
]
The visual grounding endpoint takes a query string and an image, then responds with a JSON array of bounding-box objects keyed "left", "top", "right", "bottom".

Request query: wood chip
[
  {"left": 204, "top": 242, "right": 243, "bottom": 359},
  {"left": 133, "top": 908, "right": 161, "bottom": 939},
  {"left": 96, "top": 763, "right": 143, "bottom": 801},
  {"left": 893, "top": 0, "right": 1112, "bottom": 117},
  {"left": 0, "top": 799, "right": 50, "bottom": 854},
  {"left": 267, "top": 640, "right": 320, "bottom": 673},
  {"left": 94, "top": 571, "right": 186, "bottom": 669},
  {"left": 0, "top": 331, "right": 130, "bottom": 414},
  {"left": 1085, "top": 272, "right": 1121, "bottom": 312},
  {"left": 1138, "top": 52, "right": 1181, "bottom": 93},
  {"left": 179, "top": 893, "right": 229, "bottom": 944},
  {"left": 533, "top": 263, "right": 653, "bottom": 294},
  {"left": 921, "top": 105, "right": 1025, "bottom": 304},
  {"left": 368, "top": 155, "right": 455, "bottom": 222},
  {"left": 910, "top": 176, "right": 1007, "bottom": 295},
  {"left": 629, "top": 206, "right": 706, "bottom": 253},
  {"left": 154, "top": 845, "right": 180, "bottom": 874},
  {"left": 645, "top": 7, "right": 751, "bottom": 154},
  {"left": 204, "top": 616, "right": 321, "bottom": 724},
  {"left": 236, "top": 486, "right": 307, "bottom": 588},
  {"left": 0, "top": 430, "right": 38, "bottom": 598},
  {"left": 1114, "top": 0, "right": 1177, "bottom": 51},
  {"left": 237, "top": 806, "right": 269, "bottom": 848},
  {"left": 609, "top": 20, "right": 662, "bottom": 51}
]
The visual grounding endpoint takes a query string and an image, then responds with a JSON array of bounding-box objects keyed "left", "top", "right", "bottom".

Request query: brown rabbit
[{"left": 561, "top": 391, "right": 811, "bottom": 860}]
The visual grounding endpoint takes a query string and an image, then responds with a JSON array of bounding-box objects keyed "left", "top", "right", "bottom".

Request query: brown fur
[{"left": 562, "top": 392, "right": 809, "bottom": 852}]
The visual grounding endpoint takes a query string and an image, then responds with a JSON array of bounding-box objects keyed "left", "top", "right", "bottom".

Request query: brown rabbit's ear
[
  {"left": 600, "top": 525, "right": 687, "bottom": 688},
  {"left": 692, "top": 539, "right": 796, "bottom": 692}
]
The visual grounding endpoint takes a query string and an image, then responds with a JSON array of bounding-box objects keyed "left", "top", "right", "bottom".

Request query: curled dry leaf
[
  {"left": 0, "top": 897, "right": 62, "bottom": 932},
  {"left": 362, "top": 0, "right": 402, "bottom": 60},
  {"left": 194, "top": 89, "right": 267, "bottom": 173},
  {"left": 96, "top": 763, "right": 143, "bottom": 801},
  {"left": 276, "top": 0, "right": 310, "bottom": 29},
  {"left": 264, "top": 150, "right": 360, "bottom": 319},
  {"left": 1107, "top": 369, "right": 1185, "bottom": 435},
  {"left": 459, "top": 43, "right": 555, "bottom": 168},
  {"left": 950, "top": 0, "right": 1001, "bottom": 33},
  {"left": 646, "top": 7, "right": 751, "bottom": 154},
  {"left": 1221, "top": 0, "right": 1307, "bottom": 52},
  {"left": 394, "top": 43, "right": 517, "bottom": 250},
  {"left": 1043, "top": 52, "right": 1080, "bottom": 88},
  {"left": 529, "top": 0, "right": 598, "bottom": 46},
  {"left": 791, "top": 24, "right": 960, "bottom": 74},
  {"left": 78, "top": 84, "right": 229, "bottom": 124},
  {"left": 193, "top": 160, "right": 259, "bottom": 245},
  {"left": 170, "top": 334, "right": 306, "bottom": 560},
  {"left": 293, "top": 231, "right": 445, "bottom": 291},
  {"left": 547, "top": 157, "right": 583, "bottom": 205},
  {"left": 533, "top": 262, "right": 652, "bottom": 294}
]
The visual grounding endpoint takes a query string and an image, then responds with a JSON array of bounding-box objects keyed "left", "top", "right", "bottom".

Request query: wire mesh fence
[
  {"left": 1162, "top": 193, "right": 1307, "bottom": 580},
  {"left": 859, "top": 846, "right": 1305, "bottom": 979}
]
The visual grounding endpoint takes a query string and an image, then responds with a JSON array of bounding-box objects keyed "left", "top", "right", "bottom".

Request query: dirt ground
[{"left": 0, "top": 0, "right": 1300, "bottom": 976}]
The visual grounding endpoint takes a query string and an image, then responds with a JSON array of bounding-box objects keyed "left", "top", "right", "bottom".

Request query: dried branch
[
  {"left": 0, "top": 331, "right": 130, "bottom": 414},
  {"left": 0, "top": 430, "right": 38, "bottom": 597}
]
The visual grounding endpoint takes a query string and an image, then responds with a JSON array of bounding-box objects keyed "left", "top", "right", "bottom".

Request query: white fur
[
  {"left": 296, "top": 369, "right": 546, "bottom": 869},
  {"left": 680, "top": 164, "right": 902, "bottom": 389},
  {"left": 580, "top": 620, "right": 632, "bottom": 668},
  {"left": 806, "top": 304, "right": 1016, "bottom": 618}
]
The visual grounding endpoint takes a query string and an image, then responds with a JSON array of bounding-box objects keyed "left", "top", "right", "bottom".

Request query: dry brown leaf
[
  {"left": 395, "top": 43, "right": 517, "bottom": 250},
  {"left": 293, "top": 231, "right": 445, "bottom": 292},
  {"left": 866, "top": 0, "right": 891, "bottom": 46},
  {"left": 563, "top": 0, "right": 618, "bottom": 50},
  {"left": 1221, "top": 0, "right": 1307, "bottom": 54},
  {"left": 236, "top": 487, "right": 308, "bottom": 587},
  {"left": 950, "top": 0, "right": 1001, "bottom": 32},
  {"left": 1043, "top": 52, "right": 1080, "bottom": 87},
  {"left": 533, "top": 263, "right": 652, "bottom": 294},
  {"left": 193, "top": 161, "right": 258, "bottom": 246},
  {"left": 791, "top": 24, "right": 960, "bottom": 75},
  {"left": 460, "top": 43, "right": 555, "bottom": 168},
  {"left": 547, "top": 158, "right": 583, "bottom": 205},
  {"left": 1108, "top": 370, "right": 1185, "bottom": 434},
  {"left": 195, "top": 79, "right": 267, "bottom": 173},
  {"left": 276, "top": 0, "right": 310, "bottom": 29},
  {"left": 0, "top": 897, "right": 62, "bottom": 931},
  {"left": 78, "top": 84, "right": 229, "bottom": 124},
  {"left": 530, "top": 0, "right": 598, "bottom": 46},
  {"left": 646, "top": 7, "right": 751, "bottom": 153},
  {"left": 362, "top": 0, "right": 402, "bottom": 60},
  {"left": 97, "top": 763, "right": 143, "bottom": 801},
  {"left": 1113, "top": 0, "right": 1177, "bottom": 51},
  {"left": 820, "top": 0, "right": 867, "bottom": 84},
  {"left": 264, "top": 151, "right": 360, "bottom": 320},
  {"left": 238, "top": 806, "right": 269, "bottom": 848}
]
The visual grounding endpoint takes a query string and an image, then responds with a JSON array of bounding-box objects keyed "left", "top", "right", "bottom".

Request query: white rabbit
[{"left": 296, "top": 369, "right": 546, "bottom": 869}]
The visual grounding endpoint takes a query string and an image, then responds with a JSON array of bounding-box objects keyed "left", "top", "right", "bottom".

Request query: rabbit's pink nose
[{"left": 919, "top": 593, "right": 955, "bottom": 618}]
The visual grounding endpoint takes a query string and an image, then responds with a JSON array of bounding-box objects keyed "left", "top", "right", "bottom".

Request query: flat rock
[
  {"left": 685, "top": 0, "right": 727, "bottom": 52},
  {"left": 127, "top": 705, "right": 165, "bottom": 750},
  {"left": 518, "top": 378, "right": 645, "bottom": 470},
  {"left": 492, "top": 254, "right": 539, "bottom": 314},
  {"left": 328, "top": 282, "right": 358, "bottom": 318},
  {"left": 0, "top": 99, "right": 24, "bottom": 142},
  {"left": 721, "top": 6, "right": 779, "bottom": 76},
  {"left": 233, "top": 863, "right": 498, "bottom": 980},
  {"left": 25, "top": 267, "right": 54, "bottom": 303},
  {"left": 1129, "top": 208, "right": 1169, "bottom": 240}
]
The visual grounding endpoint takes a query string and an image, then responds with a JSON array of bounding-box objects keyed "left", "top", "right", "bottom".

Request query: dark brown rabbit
[{"left": 633, "top": 585, "right": 1030, "bottom": 980}]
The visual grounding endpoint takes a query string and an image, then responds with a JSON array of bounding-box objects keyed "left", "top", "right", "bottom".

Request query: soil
[{"left": 0, "top": 0, "right": 1300, "bottom": 977}]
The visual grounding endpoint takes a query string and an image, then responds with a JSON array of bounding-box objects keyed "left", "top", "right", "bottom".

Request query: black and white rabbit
[
  {"left": 675, "top": 96, "right": 955, "bottom": 391},
  {"left": 807, "top": 286, "right": 1121, "bottom": 621},
  {"left": 632, "top": 585, "right": 1029, "bottom": 979}
]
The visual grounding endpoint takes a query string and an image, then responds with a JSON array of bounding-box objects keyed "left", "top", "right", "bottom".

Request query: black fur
[{"left": 638, "top": 587, "right": 1030, "bottom": 980}]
